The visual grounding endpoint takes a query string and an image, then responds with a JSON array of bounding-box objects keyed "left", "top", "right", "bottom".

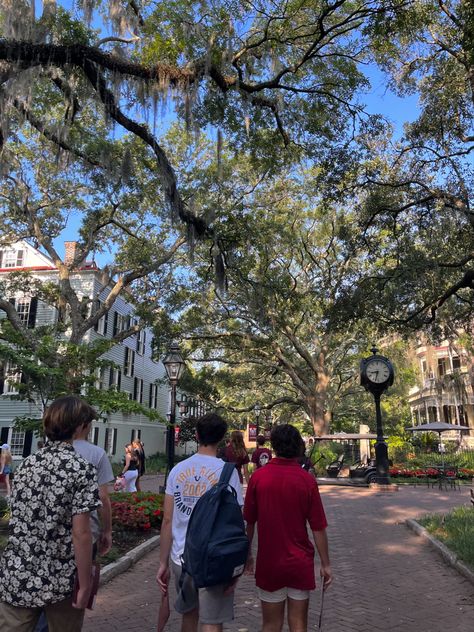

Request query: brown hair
[
  {"left": 230, "top": 430, "right": 248, "bottom": 459},
  {"left": 43, "top": 395, "right": 97, "bottom": 441}
]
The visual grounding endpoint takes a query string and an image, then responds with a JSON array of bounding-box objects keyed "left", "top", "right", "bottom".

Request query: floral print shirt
[{"left": 0, "top": 441, "right": 100, "bottom": 607}]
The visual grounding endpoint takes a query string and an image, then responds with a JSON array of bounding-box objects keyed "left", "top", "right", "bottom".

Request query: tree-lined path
[{"left": 84, "top": 481, "right": 474, "bottom": 631}]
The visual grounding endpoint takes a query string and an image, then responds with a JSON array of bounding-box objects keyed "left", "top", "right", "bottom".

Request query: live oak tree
[
  {"left": 339, "top": 0, "right": 474, "bottom": 331},
  {"left": 0, "top": 131, "right": 185, "bottom": 431},
  {"left": 0, "top": 0, "right": 406, "bottom": 247},
  {"left": 174, "top": 165, "right": 380, "bottom": 435}
]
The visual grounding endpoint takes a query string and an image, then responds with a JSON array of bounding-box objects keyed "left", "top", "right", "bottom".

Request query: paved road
[{"left": 84, "top": 481, "right": 474, "bottom": 631}]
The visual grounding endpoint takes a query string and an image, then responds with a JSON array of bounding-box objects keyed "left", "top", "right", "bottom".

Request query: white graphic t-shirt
[{"left": 166, "top": 453, "right": 243, "bottom": 565}]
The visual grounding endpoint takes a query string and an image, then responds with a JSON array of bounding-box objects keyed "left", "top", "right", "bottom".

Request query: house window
[
  {"left": 109, "top": 367, "right": 121, "bottom": 390},
  {"left": 452, "top": 355, "right": 461, "bottom": 371},
  {"left": 124, "top": 347, "right": 135, "bottom": 377},
  {"left": 133, "top": 377, "right": 143, "bottom": 403},
  {"left": 136, "top": 328, "right": 146, "bottom": 355},
  {"left": 9, "top": 429, "right": 26, "bottom": 457},
  {"left": 420, "top": 358, "right": 427, "bottom": 377},
  {"left": 90, "top": 427, "right": 99, "bottom": 445},
  {"left": 1, "top": 249, "right": 24, "bottom": 268},
  {"left": 130, "top": 429, "right": 141, "bottom": 442},
  {"left": 94, "top": 367, "right": 107, "bottom": 390},
  {"left": 1, "top": 361, "right": 22, "bottom": 395},
  {"left": 9, "top": 296, "right": 37, "bottom": 328},
  {"left": 93, "top": 301, "right": 109, "bottom": 336},
  {"left": 149, "top": 383, "right": 158, "bottom": 409},
  {"left": 437, "top": 358, "right": 447, "bottom": 378},
  {"left": 104, "top": 428, "right": 117, "bottom": 456}
]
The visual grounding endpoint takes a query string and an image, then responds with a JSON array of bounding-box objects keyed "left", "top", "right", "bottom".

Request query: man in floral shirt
[{"left": 0, "top": 395, "right": 101, "bottom": 632}]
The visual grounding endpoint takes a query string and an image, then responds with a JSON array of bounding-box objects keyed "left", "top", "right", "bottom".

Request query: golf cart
[{"left": 313, "top": 433, "right": 380, "bottom": 484}]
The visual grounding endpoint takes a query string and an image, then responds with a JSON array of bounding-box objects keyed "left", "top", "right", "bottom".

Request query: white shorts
[{"left": 258, "top": 587, "right": 310, "bottom": 603}]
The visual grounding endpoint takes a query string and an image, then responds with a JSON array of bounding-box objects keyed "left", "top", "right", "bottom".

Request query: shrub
[{"left": 110, "top": 492, "right": 164, "bottom": 531}]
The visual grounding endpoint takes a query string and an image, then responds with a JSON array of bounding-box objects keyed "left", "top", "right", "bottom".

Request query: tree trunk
[{"left": 306, "top": 370, "right": 331, "bottom": 436}]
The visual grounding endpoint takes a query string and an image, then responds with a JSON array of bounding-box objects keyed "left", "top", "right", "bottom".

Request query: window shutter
[
  {"left": 104, "top": 428, "right": 109, "bottom": 451},
  {"left": 112, "top": 429, "right": 117, "bottom": 455},
  {"left": 109, "top": 367, "right": 114, "bottom": 386},
  {"left": 28, "top": 297, "right": 38, "bottom": 329},
  {"left": 0, "top": 376, "right": 4, "bottom": 394},
  {"left": 93, "top": 300, "right": 101, "bottom": 332},
  {"left": 0, "top": 251, "right": 3, "bottom": 267},
  {"left": 0, "top": 427, "right": 8, "bottom": 444},
  {"left": 117, "top": 370, "right": 121, "bottom": 391},
  {"left": 131, "top": 430, "right": 135, "bottom": 443},
  {"left": 22, "top": 430, "right": 33, "bottom": 457},
  {"left": 149, "top": 384, "right": 152, "bottom": 408},
  {"left": 133, "top": 377, "right": 138, "bottom": 400},
  {"left": 131, "top": 351, "right": 135, "bottom": 377},
  {"left": 103, "top": 309, "right": 109, "bottom": 335},
  {"left": 124, "top": 348, "right": 128, "bottom": 373},
  {"left": 113, "top": 312, "right": 119, "bottom": 336}
]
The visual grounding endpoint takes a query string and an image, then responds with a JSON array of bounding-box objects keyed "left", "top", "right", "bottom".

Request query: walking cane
[{"left": 317, "top": 579, "right": 325, "bottom": 631}]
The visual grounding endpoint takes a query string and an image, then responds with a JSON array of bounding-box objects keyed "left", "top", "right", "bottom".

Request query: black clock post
[{"left": 360, "top": 347, "right": 395, "bottom": 485}]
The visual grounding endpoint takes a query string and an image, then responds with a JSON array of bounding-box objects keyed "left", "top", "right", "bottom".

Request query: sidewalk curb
[
  {"left": 100, "top": 535, "right": 160, "bottom": 585},
  {"left": 405, "top": 518, "right": 474, "bottom": 585}
]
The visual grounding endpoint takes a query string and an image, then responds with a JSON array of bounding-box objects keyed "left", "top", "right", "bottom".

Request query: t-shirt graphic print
[{"left": 166, "top": 453, "right": 243, "bottom": 564}]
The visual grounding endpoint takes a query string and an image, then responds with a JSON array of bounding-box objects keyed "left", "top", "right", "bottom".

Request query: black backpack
[{"left": 180, "top": 462, "right": 249, "bottom": 588}]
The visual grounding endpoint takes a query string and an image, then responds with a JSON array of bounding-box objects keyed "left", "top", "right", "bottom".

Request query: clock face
[{"left": 366, "top": 359, "right": 391, "bottom": 384}]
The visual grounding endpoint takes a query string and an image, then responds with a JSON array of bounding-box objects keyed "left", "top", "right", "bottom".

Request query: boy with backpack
[{"left": 156, "top": 412, "right": 245, "bottom": 632}]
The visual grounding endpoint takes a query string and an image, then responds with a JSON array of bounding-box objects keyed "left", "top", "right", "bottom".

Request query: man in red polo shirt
[{"left": 244, "top": 424, "right": 332, "bottom": 632}]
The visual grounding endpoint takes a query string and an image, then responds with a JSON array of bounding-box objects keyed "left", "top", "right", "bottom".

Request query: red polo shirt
[{"left": 243, "top": 457, "right": 327, "bottom": 592}]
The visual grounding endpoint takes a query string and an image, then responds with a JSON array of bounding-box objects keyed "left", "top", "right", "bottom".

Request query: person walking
[
  {"left": 244, "top": 424, "right": 332, "bottom": 632},
  {"left": 223, "top": 430, "right": 250, "bottom": 484},
  {"left": 156, "top": 412, "right": 243, "bottom": 632},
  {"left": 251, "top": 435, "right": 272, "bottom": 470},
  {"left": 0, "top": 395, "right": 100, "bottom": 632},
  {"left": 132, "top": 438, "right": 146, "bottom": 491},
  {"left": 0, "top": 443, "right": 12, "bottom": 497},
  {"left": 120, "top": 443, "right": 139, "bottom": 492},
  {"left": 34, "top": 406, "right": 115, "bottom": 632}
]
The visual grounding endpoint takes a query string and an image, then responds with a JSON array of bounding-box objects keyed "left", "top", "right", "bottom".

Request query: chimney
[{"left": 64, "top": 241, "right": 78, "bottom": 267}]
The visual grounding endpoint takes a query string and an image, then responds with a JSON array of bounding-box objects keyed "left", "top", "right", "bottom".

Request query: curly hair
[{"left": 270, "top": 424, "right": 305, "bottom": 459}]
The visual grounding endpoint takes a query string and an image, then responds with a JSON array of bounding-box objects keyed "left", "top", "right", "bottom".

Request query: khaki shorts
[
  {"left": 171, "top": 560, "right": 234, "bottom": 625},
  {"left": 0, "top": 597, "right": 85, "bottom": 632},
  {"left": 258, "top": 586, "right": 310, "bottom": 603}
]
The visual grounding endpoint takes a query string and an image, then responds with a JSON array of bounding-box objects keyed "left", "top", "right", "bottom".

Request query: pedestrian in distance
[
  {"left": 0, "top": 442, "right": 12, "bottom": 497},
  {"left": 120, "top": 443, "right": 139, "bottom": 492},
  {"left": 251, "top": 434, "right": 272, "bottom": 471},
  {"left": 244, "top": 423, "right": 332, "bottom": 632},
  {"left": 0, "top": 395, "right": 100, "bottom": 632},
  {"left": 156, "top": 412, "right": 244, "bottom": 632},
  {"left": 223, "top": 429, "right": 250, "bottom": 484},
  {"left": 132, "top": 437, "right": 146, "bottom": 491}
]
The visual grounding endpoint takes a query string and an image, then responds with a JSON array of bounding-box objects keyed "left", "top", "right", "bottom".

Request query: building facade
[
  {"left": 0, "top": 240, "right": 181, "bottom": 463},
  {"left": 408, "top": 339, "right": 474, "bottom": 445}
]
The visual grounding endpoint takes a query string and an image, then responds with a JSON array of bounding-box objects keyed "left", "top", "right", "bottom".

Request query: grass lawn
[{"left": 418, "top": 506, "right": 474, "bottom": 569}]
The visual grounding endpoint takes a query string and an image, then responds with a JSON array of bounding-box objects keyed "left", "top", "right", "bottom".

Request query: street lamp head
[
  {"left": 162, "top": 342, "right": 186, "bottom": 384},
  {"left": 254, "top": 402, "right": 261, "bottom": 418}
]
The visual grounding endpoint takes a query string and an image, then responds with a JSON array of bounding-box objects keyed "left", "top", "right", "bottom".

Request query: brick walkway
[{"left": 84, "top": 478, "right": 474, "bottom": 631}]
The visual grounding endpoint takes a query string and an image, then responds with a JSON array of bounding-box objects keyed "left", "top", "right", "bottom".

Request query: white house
[{"left": 0, "top": 240, "right": 179, "bottom": 463}]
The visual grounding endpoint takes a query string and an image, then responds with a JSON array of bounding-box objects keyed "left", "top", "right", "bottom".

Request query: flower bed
[
  {"left": 110, "top": 491, "right": 164, "bottom": 531},
  {"left": 389, "top": 467, "right": 474, "bottom": 480}
]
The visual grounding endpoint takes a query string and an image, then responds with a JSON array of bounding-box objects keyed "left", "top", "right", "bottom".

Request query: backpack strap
[{"left": 219, "top": 462, "right": 236, "bottom": 487}]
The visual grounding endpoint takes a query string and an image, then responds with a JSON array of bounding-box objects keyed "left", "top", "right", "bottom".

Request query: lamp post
[
  {"left": 254, "top": 402, "right": 261, "bottom": 438},
  {"left": 162, "top": 342, "right": 186, "bottom": 476}
]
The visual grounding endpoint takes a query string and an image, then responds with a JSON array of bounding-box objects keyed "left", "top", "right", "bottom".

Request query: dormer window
[{"left": 0, "top": 249, "right": 24, "bottom": 268}]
